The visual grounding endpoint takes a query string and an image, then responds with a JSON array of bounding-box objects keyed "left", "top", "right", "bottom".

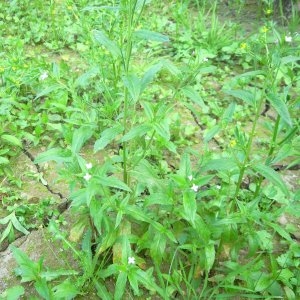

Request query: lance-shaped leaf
[
  {"left": 123, "top": 74, "right": 141, "bottom": 102},
  {"left": 93, "top": 30, "right": 122, "bottom": 58},
  {"left": 120, "top": 124, "right": 152, "bottom": 142},
  {"left": 182, "top": 86, "right": 208, "bottom": 111},
  {"left": 1, "top": 134, "right": 22, "bottom": 147},
  {"left": 95, "top": 175, "right": 132, "bottom": 192},
  {"left": 223, "top": 89, "right": 256, "bottom": 106},
  {"left": 134, "top": 29, "right": 169, "bottom": 42},
  {"left": 94, "top": 124, "right": 124, "bottom": 152},
  {"left": 34, "top": 148, "right": 72, "bottom": 164},
  {"left": 71, "top": 126, "right": 94, "bottom": 154},
  {"left": 252, "top": 163, "right": 289, "bottom": 197},
  {"left": 266, "top": 93, "right": 292, "bottom": 127},
  {"left": 140, "top": 63, "right": 163, "bottom": 92}
]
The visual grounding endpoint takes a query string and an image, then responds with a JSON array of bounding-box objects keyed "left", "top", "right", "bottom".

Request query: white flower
[
  {"left": 191, "top": 183, "right": 199, "bottom": 192},
  {"left": 86, "top": 162, "right": 92, "bottom": 169},
  {"left": 285, "top": 35, "right": 292, "bottom": 43},
  {"left": 39, "top": 71, "right": 48, "bottom": 81},
  {"left": 188, "top": 175, "right": 193, "bottom": 181},
  {"left": 203, "top": 57, "right": 208, "bottom": 62},
  {"left": 128, "top": 256, "right": 135, "bottom": 265},
  {"left": 84, "top": 173, "right": 92, "bottom": 181}
]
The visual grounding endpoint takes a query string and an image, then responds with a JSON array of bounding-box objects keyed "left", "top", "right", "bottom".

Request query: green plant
[{"left": 1, "top": 0, "right": 299, "bottom": 299}]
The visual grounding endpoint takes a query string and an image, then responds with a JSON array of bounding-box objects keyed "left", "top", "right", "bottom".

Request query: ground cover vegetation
[{"left": 0, "top": 0, "right": 299, "bottom": 299}]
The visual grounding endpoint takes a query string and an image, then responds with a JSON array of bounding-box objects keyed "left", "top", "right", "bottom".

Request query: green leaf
[
  {"left": 34, "top": 84, "right": 62, "bottom": 100},
  {"left": 11, "top": 246, "right": 40, "bottom": 282},
  {"left": 153, "top": 119, "right": 170, "bottom": 141},
  {"left": 0, "top": 156, "right": 9, "bottom": 164},
  {"left": 254, "top": 274, "right": 272, "bottom": 292},
  {"left": 114, "top": 272, "right": 127, "bottom": 300},
  {"left": 183, "top": 191, "right": 197, "bottom": 226},
  {"left": 120, "top": 124, "right": 152, "bottom": 142},
  {"left": 182, "top": 86, "right": 208, "bottom": 112},
  {"left": 252, "top": 163, "right": 289, "bottom": 197},
  {"left": 95, "top": 175, "right": 132, "bottom": 192},
  {"left": 223, "top": 89, "right": 256, "bottom": 106},
  {"left": 140, "top": 101, "right": 154, "bottom": 120},
  {"left": 234, "top": 70, "right": 265, "bottom": 79},
  {"left": 178, "top": 152, "right": 192, "bottom": 177},
  {"left": 2, "top": 285, "right": 24, "bottom": 300},
  {"left": 204, "top": 125, "right": 221, "bottom": 143},
  {"left": 35, "top": 278, "right": 52, "bottom": 300},
  {"left": 202, "top": 158, "right": 238, "bottom": 172},
  {"left": 150, "top": 232, "right": 166, "bottom": 264},
  {"left": 94, "top": 279, "right": 113, "bottom": 300},
  {"left": 266, "top": 221, "right": 292, "bottom": 242},
  {"left": 161, "top": 59, "right": 181, "bottom": 76},
  {"left": 140, "top": 63, "right": 163, "bottom": 92},
  {"left": 134, "top": 29, "right": 169, "bottom": 42},
  {"left": 93, "top": 30, "right": 122, "bottom": 57},
  {"left": 222, "top": 102, "right": 236, "bottom": 123},
  {"left": 1, "top": 134, "right": 22, "bottom": 147},
  {"left": 196, "top": 175, "right": 215, "bottom": 187},
  {"left": 205, "top": 243, "right": 215, "bottom": 272},
  {"left": 94, "top": 124, "right": 124, "bottom": 152},
  {"left": 75, "top": 67, "right": 99, "bottom": 87},
  {"left": 10, "top": 212, "right": 29, "bottom": 235},
  {"left": 71, "top": 126, "right": 94, "bottom": 154},
  {"left": 0, "top": 222, "right": 13, "bottom": 244},
  {"left": 123, "top": 74, "right": 141, "bottom": 102},
  {"left": 34, "top": 148, "right": 72, "bottom": 164},
  {"left": 266, "top": 93, "right": 292, "bottom": 126},
  {"left": 128, "top": 269, "right": 139, "bottom": 295},
  {"left": 41, "top": 269, "right": 79, "bottom": 281},
  {"left": 281, "top": 55, "right": 300, "bottom": 65},
  {"left": 52, "top": 279, "right": 80, "bottom": 299}
]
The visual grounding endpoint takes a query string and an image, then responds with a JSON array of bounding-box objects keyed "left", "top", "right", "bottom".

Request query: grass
[{"left": 0, "top": 0, "right": 299, "bottom": 299}]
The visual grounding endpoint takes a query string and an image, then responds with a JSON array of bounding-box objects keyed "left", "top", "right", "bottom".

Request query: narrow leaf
[
  {"left": 223, "top": 89, "right": 256, "bottom": 106},
  {"left": 34, "top": 84, "right": 61, "bottom": 100},
  {"left": 0, "top": 156, "right": 9, "bottom": 164},
  {"left": 11, "top": 213, "right": 29, "bottom": 235},
  {"left": 123, "top": 74, "right": 141, "bottom": 102},
  {"left": 93, "top": 30, "right": 121, "bottom": 57},
  {"left": 34, "top": 148, "right": 72, "bottom": 164},
  {"left": 71, "top": 126, "right": 94, "bottom": 153},
  {"left": 94, "top": 124, "right": 123, "bottom": 152},
  {"left": 114, "top": 272, "right": 127, "bottom": 300},
  {"left": 120, "top": 124, "right": 152, "bottom": 142},
  {"left": 134, "top": 29, "right": 169, "bottom": 42},
  {"left": 202, "top": 158, "right": 238, "bottom": 172},
  {"left": 253, "top": 163, "right": 289, "bottom": 197},
  {"left": 266, "top": 93, "right": 292, "bottom": 126},
  {"left": 182, "top": 86, "right": 208, "bottom": 112},
  {"left": 1, "top": 135, "right": 22, "bottom": 147},
  {"left": 95, "top": 175, "right": 132, "bottom": 192},
  {"left": 183, "top": 191, "right": 197, "bottom": 226},
  {"left": 140, "top": 63, "right": 163, "bottom": 92}
]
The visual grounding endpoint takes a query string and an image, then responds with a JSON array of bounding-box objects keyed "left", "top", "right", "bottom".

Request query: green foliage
[{"left": 0, "top": 0, "right": 299, "bottom": 299}]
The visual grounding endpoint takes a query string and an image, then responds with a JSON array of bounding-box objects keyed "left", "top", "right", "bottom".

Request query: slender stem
[{"left": 234, "top": 95, "right": 264, "bottom": 199}]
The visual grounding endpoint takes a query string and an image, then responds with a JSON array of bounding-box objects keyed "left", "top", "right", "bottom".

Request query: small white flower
[
  {"left": 128, "top": 256, "right": 135, "bottom": 265},
  {"left": 285, "top": 35, "right": 292, "bottom": 43},
  {"left": 39, "top": 71, "right": 48, "bottom": 81},
  {"left": 203, "top": 57, "right": 208, "bottom": 62},
  {"left": 86, "top": 162, "right": 92, "bottom": 169},
  {"left": 84, "top": 173, "right": 92, "bottom": 181},
  {"left": 191, "top": 183, "right": 199, "bottom": 192},
  {"left": 188, "top": 175, "right": 193, "bottom": 181}
]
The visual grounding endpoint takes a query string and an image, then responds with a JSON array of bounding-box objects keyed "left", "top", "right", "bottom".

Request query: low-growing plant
[{"left": 0, "top": 0, "right": 299, "bottom": 299}]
